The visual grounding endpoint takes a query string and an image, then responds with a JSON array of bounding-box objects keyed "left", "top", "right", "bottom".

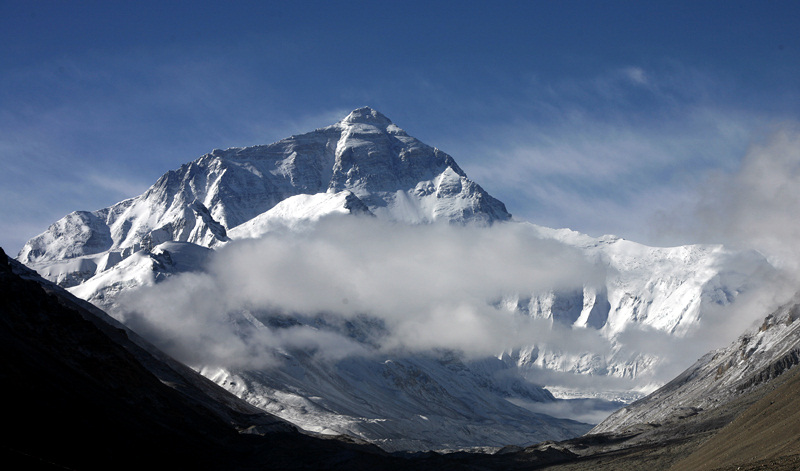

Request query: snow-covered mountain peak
[
  {"left": 19, "top": 108, "right": 510, "bottom": 280},
  {"left": 340, "top": 106, "right": 393, "bottom": 127}
]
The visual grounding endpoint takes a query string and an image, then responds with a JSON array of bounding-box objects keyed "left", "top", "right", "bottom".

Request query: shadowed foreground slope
[{"left": 0, "top": 246, "right": 405, "bottom": 470}]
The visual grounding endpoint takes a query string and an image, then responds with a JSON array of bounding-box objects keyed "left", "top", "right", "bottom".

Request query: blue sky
[{"left": 2, "top": 1, "right": 799, "bottom": 254}]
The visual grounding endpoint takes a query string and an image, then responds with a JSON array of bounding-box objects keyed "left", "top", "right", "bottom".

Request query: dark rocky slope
[{"left": 0, "top": 247, "right": 404, "bottom": 470}]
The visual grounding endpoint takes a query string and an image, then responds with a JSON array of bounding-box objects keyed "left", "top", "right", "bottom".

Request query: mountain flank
[
  {"left": 672, "top": 352, "right": 800, "bottom": 470},
  {"left": 496, "top": 293, "right": 800, "bottom": 470}
]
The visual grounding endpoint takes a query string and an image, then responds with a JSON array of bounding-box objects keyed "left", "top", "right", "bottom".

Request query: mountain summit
[
  {"left": 340, "top": 106, "right": 394, "bottom": 126},
  {"left": 19, "top": 107, "right": 510, "bottom": 283}
]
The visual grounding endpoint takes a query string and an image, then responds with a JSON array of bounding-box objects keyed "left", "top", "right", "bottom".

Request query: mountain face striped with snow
[
  {"left": 16, "top": 108, "right": 775, "bottom": 450},
  {"left": 19, "top": 107, "right": 509, "bottom": 286},
  {"left": 506, "top": 225, "right": 772, "bottom": 391}
]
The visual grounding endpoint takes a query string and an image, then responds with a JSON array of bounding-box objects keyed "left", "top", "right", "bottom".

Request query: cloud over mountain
[{"left": 118, "top": 216, "right": 602, "bottom": 369}]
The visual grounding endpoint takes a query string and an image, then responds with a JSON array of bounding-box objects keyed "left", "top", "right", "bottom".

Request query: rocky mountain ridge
[{"left": 593, "top": 291, "right": 800, "bottom": 435}]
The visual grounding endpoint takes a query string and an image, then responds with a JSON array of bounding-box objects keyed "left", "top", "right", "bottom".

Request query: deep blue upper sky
[{"left": 2, "top": 1, "right": 799, "bottom": 253}]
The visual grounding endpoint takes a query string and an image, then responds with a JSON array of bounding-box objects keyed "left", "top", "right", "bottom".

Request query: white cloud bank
[{"left": 117, "top": 217, "right": 609, "bottom": 370}]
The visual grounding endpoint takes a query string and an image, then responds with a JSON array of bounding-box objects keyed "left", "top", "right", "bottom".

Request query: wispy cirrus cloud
[{"left": 438, "top": 65, "right": 769, "bottom": 245}]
